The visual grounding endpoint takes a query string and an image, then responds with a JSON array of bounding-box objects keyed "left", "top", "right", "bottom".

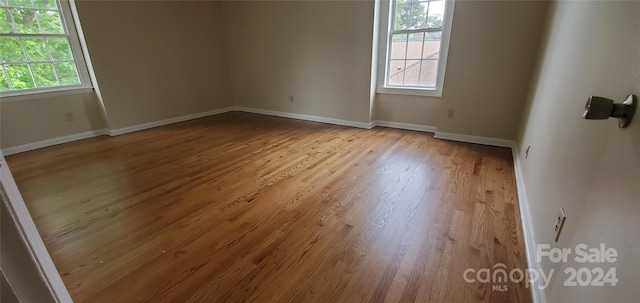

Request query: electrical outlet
[
  {"left": 64, "top": 112, "right": 75, "bottom": 122},
  {"left": 290, "top": 96, "right": 294, "bottom": 103},
  {"left": 554, "top": 208, "right": 566, "bottom": 242},
  {"left": 525, "top": 145, "right": 531, "bottom": 159},
  {"left": 447, "top": 109, "right": 455, "bottom": 118}
]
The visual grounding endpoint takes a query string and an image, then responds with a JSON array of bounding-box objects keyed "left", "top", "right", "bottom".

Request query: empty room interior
[{"left": 0, "top": 0, "right": 638, "bottom": 302}]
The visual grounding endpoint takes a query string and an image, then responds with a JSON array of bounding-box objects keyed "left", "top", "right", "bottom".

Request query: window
[
  {"left": 377, "top": 0, "right": 454, "bottom": 97},
  {"left": 0, "top": 0, "right": 90, "bottom": 96}
]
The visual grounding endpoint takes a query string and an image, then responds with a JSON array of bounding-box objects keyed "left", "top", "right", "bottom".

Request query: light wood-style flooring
[{"left": 7, "top": 112, "right": 531, "bottom": 303}]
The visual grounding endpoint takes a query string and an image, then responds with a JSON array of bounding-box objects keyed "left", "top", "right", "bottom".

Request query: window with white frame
[
  {"left": 0, "top": 0, "right": 90, "bottom": 96},
  {"left": 378, "top": 0, "right": 454, "bottom": 97}
]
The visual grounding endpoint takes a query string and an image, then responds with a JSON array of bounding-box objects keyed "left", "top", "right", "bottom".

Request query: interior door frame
[{"left": 0, "top": 152, "right": 73, "bottom": 302}]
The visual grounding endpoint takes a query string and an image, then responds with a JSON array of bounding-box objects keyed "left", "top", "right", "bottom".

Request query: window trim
[
  {"left": 376, "top": 0, "right": 455, "bottom": 97},
  {"left": 0, "top": 0, "right": 92, "bottom": 99}
]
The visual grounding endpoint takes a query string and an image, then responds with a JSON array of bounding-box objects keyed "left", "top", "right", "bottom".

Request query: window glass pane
[
  {"left": 394, "top": 2, "right": 410, "bottom": 30},
  {"left": 388, "top": 59, "right": 405, "bottom": 85},
  {"left": 11, "top": 8, "right": 39, "bottom": 34},
  {"left": 404, "top": 59, "right": 420, "bottom": 86},
  {"left": 0, "top": 8, "right": 13, "bottom": 33},
  {"left": 23, "top": 37, "right": 50, "bottom": 61},
  {"left": 386, "top": 0, "right": 448, "bottom": 89},
  {"left": 7, "top": 0, "right": 33, "bottom": 8},
  {"left": 0, "top": 67, "right": 9, "bottom": 91},
  {"left": 0, "top": 0, "right": 84, "bottom": 93},
  {"left": 422, "top": 39, "right": 440, "bottom": 59},
  {"left": 5, "top": 63, "right": 34, "bottom": 89},
  {"left": 408, "top": 2, "right": 427, "bottom": 29},
  {"left": 54, "top": 61, "right": 79, "bottom": 85},
  {"left": 47, "top": 37, "right": 72, "bottom": 60},
  {"left": 37, "top": 10, "right": 63, "bottom": 34},
  {"left": 0, "top": 37, "right": 25, "bottom": 63},
  {"left": 407, "top": 33, "right": 423, "bottom": 59},
  {"left": 394, "top": 0, "right": 429, "bottom": 30},
  {"left": 390, "top": 33, "right": 407, "bottom": 59},
  {"left": 419, "top": 59, "right": 438, "bottom": 87},
  {"left": 33, "top": 0, "right": 57, "bottom": 10},
  {"left": 31, "top": 62, "right": 56, "bottom": 87},
  {"left": 425, "top": 31, "right": 442, "bottom": 41},
  {"left": 427, "top": 1, "right": 445, "bottom": 28}
]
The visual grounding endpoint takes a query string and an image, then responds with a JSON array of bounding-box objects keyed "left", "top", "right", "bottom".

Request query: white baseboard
[
  {"left": 108, "top": 107, "right": 235, "bottom": 136},
  {"left": 511, "top": 144, "right": 546, "bottom": 303},
  {"left": 3, "top": 106, "right": 515, "bottom": 156},
  {"left": 232, "top": 107, "right": 439, "bottom": 133},
  {"left": 1, "top": 129, "right": 108, "bottom": 156},
  {"left": 434, "top": 131, "right": 514, "bottom": 148},
  {"left": 233, "top": 106, "right": 372, "bottom": 129},
  {"left": 372, "top": 120, "right": 437, "bottom": 133},
  {"left": 1, "top": 107, "right": 235, "bottom": 156}
]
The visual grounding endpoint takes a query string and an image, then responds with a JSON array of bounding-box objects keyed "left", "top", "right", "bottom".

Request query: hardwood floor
[{"left": 7, "top": 112, "right": 531, "bottom": 303}]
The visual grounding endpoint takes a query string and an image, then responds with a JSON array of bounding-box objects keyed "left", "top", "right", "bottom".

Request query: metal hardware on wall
[{"left": 583, "top": 94, "right": 637, "bottom": 128}]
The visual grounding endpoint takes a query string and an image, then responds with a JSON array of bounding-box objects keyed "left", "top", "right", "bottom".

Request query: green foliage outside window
[
  {"left": 0, "top": 0, "right": 81, "bottom": 92},
  {"left": 394, "top": 0, "right": 444, "bottom": 31}
]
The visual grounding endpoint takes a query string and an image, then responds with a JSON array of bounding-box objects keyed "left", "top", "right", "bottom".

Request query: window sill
[
  {"left": 0, "top": 86, "right": 94, "bottom": 103},
  {"left": 377, "top": 86, "right": 443, "bottom": 97}
]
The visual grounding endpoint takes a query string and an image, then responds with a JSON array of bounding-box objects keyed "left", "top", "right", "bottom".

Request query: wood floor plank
[{"left": 6, "top": 112, "right": 532, "bottom": 303}]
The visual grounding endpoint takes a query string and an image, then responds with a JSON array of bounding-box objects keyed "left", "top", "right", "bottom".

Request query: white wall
[
  {"left": 517, "top": 1, "right": 640, "bottom": 302},
  {"left": 2, "top": 0, "right": 548, "bottom": 151},
  {"left": 0, "top": 0, "right": 555, "bottom": 161},
  {"left": 376, "top": 0, "right": 548, "bottom": 139},
  {"left": 75, "top": 0, "right": 233, "bottom": 130},
  {"left": 222, "top": 0, "right": 548, "bottom": 140},
  {"left": 222, "top": 1, "right": 375, "bottom": 123},
  {"left": 1, "top": 91, "right": 104, "bottom": 149},
  {"left": 1, "top": 1, "right": 233, "bottom": 150}
]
